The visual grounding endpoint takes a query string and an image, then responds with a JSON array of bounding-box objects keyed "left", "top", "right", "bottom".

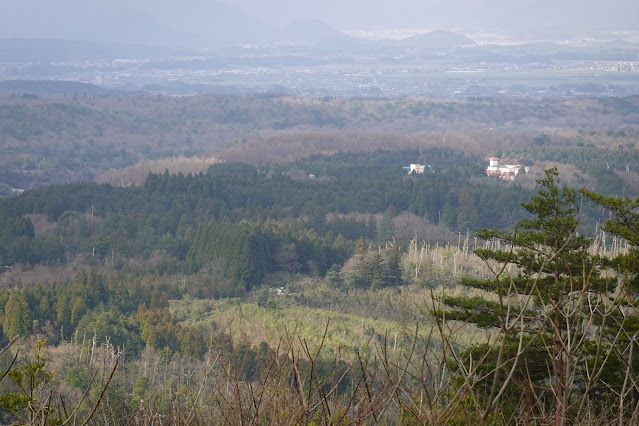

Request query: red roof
[{"left": 489, "top": 157, "right": 499, "bottom": 160}]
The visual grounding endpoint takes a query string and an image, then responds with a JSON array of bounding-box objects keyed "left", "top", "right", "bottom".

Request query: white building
[
  {"left": 408, "top": 164, "right": 426, "bottom": 174},
  {"left": 403, "top": 164, "right": 431, "bottom": 174},
  {"left": 486, "top": 157, "right": 524, "bottom": 181}
]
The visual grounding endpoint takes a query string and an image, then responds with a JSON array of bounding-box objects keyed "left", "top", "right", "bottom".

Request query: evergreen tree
[
  {"left": 37, "top": 295, "right": 51, "bottom": 321},
  {"left": 383, "top": 244, "right": 403, "bottom": 287},
  {"left": 55, "top": 296, "right": 71, "bottom": 339},
  {"left": 0, "top": 340, "right": 55, "bottom": 424},
  {"left": 441, "top": 191, "right": 458, "bottom": 231},
  {"left": 379, "top": 204, "right": 395, "bottom": 242},
  {"left": 361, "top": 251, "right": 385, "bottom": 289},
  {"left": 331, "top": 234, "right": 350, "bottom": 265},
  {"left": 581, "top": 189, "right": 639, "bottom": 401},
  {"left": 353, "top": 237, "right": 367, "bottom": 256},
  {"left": 456, "top": 187, "right": 479, "bottom": 231},
  {"left": 70, "top": 297, "right": 87, "bottom": 329},
  {"left": 367, "top": 214, "right": 378, "bottom": 240},
  {"left": 439, "top": 168, "right": 605, "bottom": 423},
  {"left": 179, "top": 327, "right": 206, "bottom": 358},
  {"left": 149, "top": 291, "right": 169, "bottom": 310},
  {"left": 2, "top": 292, "right": 32, "bottom": 340}
]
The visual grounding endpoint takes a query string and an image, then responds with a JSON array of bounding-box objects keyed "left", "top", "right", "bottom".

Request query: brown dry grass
[
  {"left": 94, "top": 155, "right": 222, "bottom": 186},
  {"left": 0, "top": 262, "right": 89, "bottom": 288},
  {"left": 215, "top": 129, "right": 536, "bottom": 165}
]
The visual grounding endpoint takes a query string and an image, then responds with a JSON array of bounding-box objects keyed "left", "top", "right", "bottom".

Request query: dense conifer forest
[{"left": 1, "top": 93, "right": 639, "bottom": 424}]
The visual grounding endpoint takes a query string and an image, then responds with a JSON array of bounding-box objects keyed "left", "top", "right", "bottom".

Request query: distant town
[{"left": 1, "top": 30, "right": 638, "bottom": 98}]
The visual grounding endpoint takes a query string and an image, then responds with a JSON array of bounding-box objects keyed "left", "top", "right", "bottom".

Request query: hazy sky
[
  {"left": 1, "top": 0, "right": 637, "bottom": 42},
  {"left": 227, "top": 0, "right": 639, "bottom": 31}
]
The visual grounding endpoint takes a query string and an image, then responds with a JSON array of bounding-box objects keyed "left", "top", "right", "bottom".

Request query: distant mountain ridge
[
  {"left": 0, "top": 0, "right": 473, "bottom": 52},
  {"left": 0, "top": 80, "right": 123, "bottom": 96},
  {"left": 402, "top": 30, "right": 475, "bottom": 48},
  {"left": 0, "top": 28, "right": 475, "bottom": 60},
  {"left": 314, "top": 30, "right": 475, "bottom": 55}
]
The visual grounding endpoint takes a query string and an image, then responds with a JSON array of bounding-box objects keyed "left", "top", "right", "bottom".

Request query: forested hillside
[
  {"left": 1, "top": 91, "right": 639, "bottom": 423},
  {"left": 0, "top": 149, "right": 534, "bottom": 281},
  {"left": 0, "top": 161, "right": 638, "bottom": 423},
  {"left": 1, "top": 92, "right": 638, "bottom": 189}
]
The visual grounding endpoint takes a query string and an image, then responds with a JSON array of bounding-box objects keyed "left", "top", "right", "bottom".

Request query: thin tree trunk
[{"left": 555, "top": 309, "right": 564, "bottom": 426}]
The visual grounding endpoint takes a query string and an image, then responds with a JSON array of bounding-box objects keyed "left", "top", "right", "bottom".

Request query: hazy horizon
[{"left": 1, "top": 0, "right": 638, "bottom": 46}]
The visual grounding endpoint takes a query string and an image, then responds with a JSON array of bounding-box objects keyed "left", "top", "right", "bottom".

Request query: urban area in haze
[
  {"left": 1, "top": 1, "right": 639, "bottom": 424},
  {"left": 1, "top": 0, "right": 639, "bottom": 97}
]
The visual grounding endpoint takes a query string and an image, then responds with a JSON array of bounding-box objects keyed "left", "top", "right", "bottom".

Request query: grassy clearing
[
  {"left": 170, "top": 279, "right": 494, "bottom": 362},
  {"left": 95, "top": 155, "right": 221, "bottom": 186}
]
